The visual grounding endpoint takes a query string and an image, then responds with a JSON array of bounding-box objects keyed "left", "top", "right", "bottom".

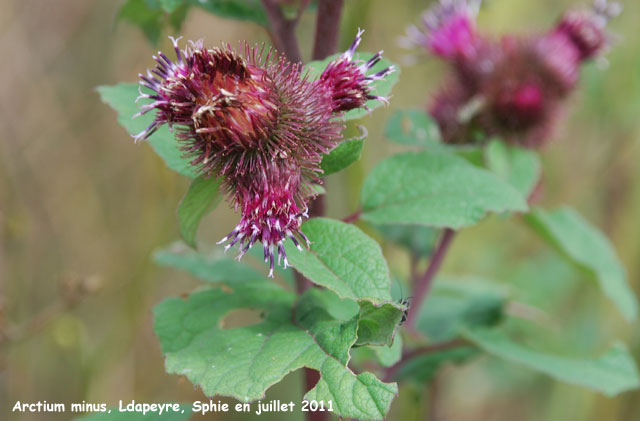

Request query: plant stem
[
  {"left": 260, "top": 2, "right": 345, "bottom": 419},
  {"left": 382, "top": 339, "right": 466, "bottom": 382},
  {"left": 312, "top": 0, "right": 345, "bottom": 60},
  {"left": 405, "top": 228, "right": 456, "bottom": 330},
  {"left": 342, "top": 208, "right": 361, "bottom": 223},
  {"left": 260, "top": 0, "right": 304, "bottom": 63}
]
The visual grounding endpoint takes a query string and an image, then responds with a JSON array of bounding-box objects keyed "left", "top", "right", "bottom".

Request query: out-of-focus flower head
[
  {"left": 135, "top": 33, "right": 392, "bottom": 276},
  {"left": 318, "top": 29, "right": 395, "bottom": 112},
  {"left": 408, "top": 0, "right": 620, "bottom": 147},
  {"left": 400, "top": 0, "right": 482, "bottom": 60},
  {"left": 554, "top": 0, "right": 621, "bottom": 61}
]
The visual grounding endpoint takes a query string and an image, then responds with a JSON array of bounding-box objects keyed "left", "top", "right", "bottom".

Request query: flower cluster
[
  {"left": 402, "top": 0, "right": 620, "bottom": 147},
  {"left": 135, "top": 33, "right": 392, "bottom": 276}
]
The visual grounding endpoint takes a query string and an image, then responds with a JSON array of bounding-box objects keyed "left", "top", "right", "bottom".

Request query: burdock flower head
[
  {"left": 406, "top": 0, "right": 620, "bottom": 147},
  {"left": 135, "top": 34, "right": 391, "bottom": 276},
  {"left": 400, "top": 0, "right": 482, "bottom": 60},
  {"left": 318, "top": 29, "right": 395, "bottom": 112}
]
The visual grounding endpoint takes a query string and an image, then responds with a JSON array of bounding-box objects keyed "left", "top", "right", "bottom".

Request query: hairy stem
[
  {"left": 312, "top": 0, "right": 345, "bottom": 60},
  {"left": 405, "top": 228, "right": 456, "bottom": 330}
]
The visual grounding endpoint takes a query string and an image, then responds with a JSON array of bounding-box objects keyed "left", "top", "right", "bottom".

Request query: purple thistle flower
[
  {"left": 135, "top": 37, "right": 345, "bottom": 276},
  {"left": 420, "top": 0, "right": 620, "bottom": 148},
  {"left": 318, "top": 29, "right": 395, "bottom": 113},
  {"left": 553, "top": 0, "right": 620, "bottom": 61},
  {"left": 401, "top": 0, "right": 482, "bottom": 59}
]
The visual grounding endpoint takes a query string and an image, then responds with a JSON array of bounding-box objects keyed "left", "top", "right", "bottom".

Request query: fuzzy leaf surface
[
  {"left": 284, "top": 218, "right": 392, "bottom": 303},
  {"left": 524, "top": 207, "right": 638, "bottom": 320},
  {"left": 153, "top": 282, "right": 397, "bottom": 419},
  {"left": 361, "top": 151, "right": 528, "bottom": 228}
]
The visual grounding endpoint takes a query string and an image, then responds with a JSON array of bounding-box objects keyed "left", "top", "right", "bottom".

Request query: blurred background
[{"left": 1, "top": 0, "right": 639, "bottom": 420}]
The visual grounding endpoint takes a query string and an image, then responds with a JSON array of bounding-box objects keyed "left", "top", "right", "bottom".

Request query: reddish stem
[
  {"left": 405, "top": 228, "right": 456, "bottom": 330},
  {"left": 312, "top": 0, "right": 345, "bottom": 60},
  {"left": 383, "top": 339, "right": 466, "bottom": 382},
  {"left": 260, "top": 0, "right": 304, "bottom": 63},
  {"left": 342, "top": 208, "right": 361, "bottom": 223}
]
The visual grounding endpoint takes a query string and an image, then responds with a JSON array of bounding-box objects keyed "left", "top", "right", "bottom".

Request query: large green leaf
[
  {"left": 153, "top": 243, "right": 264, "bottom": 283},
  {"left": 463, "top": 328, "right": 640, "bottom": 396},
  {"left": 154, "top": 282, "right": 397, "bottom": 419},
  {"left": 284, "top": 218, "right": 392, "bottom": 304},
  {"left": 97, "top": 83, "right": 197, "bottom": 178},
  {"left": 177, "top": 176, "right": 222, "bottom": 248},
  {"left": 416, "top": 278, "right": 507, "bottom": 342},
  {"left": 361, "top": 151, "right": 528, "bottom": 228},
  {"left": 484, "top": 139, "right": 541, "bottom": 198},
  {"left": 305, "top": 53, "right": 399, "bottom": 121},
  {"left": 320, "top": 138, "right": 365, "bottom": 176},
  {"left": 524, "top": 207, "right": 638, "bottom": 321},
  {"left": 384, "top": 109, "right": 441, "bottom": 147}
]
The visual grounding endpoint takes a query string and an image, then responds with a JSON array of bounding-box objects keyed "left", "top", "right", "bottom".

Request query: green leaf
[
  {"left": 376, "top": 224, "right": 438, "bottom": 256},
  {"left": 416, "top": 278, "right": 507, "bottom": 342},
  {"left": 118, "top": 0, "right": 189, "bottom": 44},
  {"left": 153, "top": 243, "right": 264, "bottom": 283},
  {"left": 463, "top": 328, "right": 640, "bottom": 396},
  {"left": 295, "top": 288, "right": 359, "bottom": 365},
  {"left": 192, "top": 0, "right": 268, "bottom": 26},
  {"left": 384, "top": 109, "right": 441, "bottom": 147},
  {"left": 74, "top": 405, "right": 191, "bottom": 421},
  {"left": 97, "top": 83, "right": 197, "bottom": 178},
  {"left": 395, "top": 346, "right": 478, "bottom": 383},
  {"left": 524, "top": 207, "right": 638, "bottom": 321},
  {"left": 361, "top": 151, "right": 528, "bottom": 228},
  {"left": 356, "top": 301, "right": 404, "bottom": 347},
  {"left": 320, "top": 139, "right": 365, "bottom": 176},
  {"left": 305, "top": 53, "right": 399, "bottom": 121},
  {"left": 284, "top": 218, "right": 392, "bottom": 304},
  {"left": 159, "top": 0, "right": 183, "bottom": 13},
  {"left": 118, "top": 0, "right": 165, "bottom": 44},
  {"left": 154, "top": 282, "right": 397, "bottom": 419},
  {"left": 373, "top": 334, "right": 403, "bottom": 368},
  {"left": 485, "top": 139, "right": 541, "bottom": 198},
  {"left": 177, "top": 177, "right": 221, "bottom": 248}
]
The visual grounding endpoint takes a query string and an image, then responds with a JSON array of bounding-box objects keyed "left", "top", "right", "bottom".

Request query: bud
[
  {"left": 554, "top": 0, "right": 620, "bottom": 61},
  {"left": 318, "top": 29, "right": 394, "bottom": 113},
  {"left": 420, "top": 1, "right": 621, "bottom": 148},
  {"left": 401, "top": 0, "right": 482, "bottom": 60}
]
